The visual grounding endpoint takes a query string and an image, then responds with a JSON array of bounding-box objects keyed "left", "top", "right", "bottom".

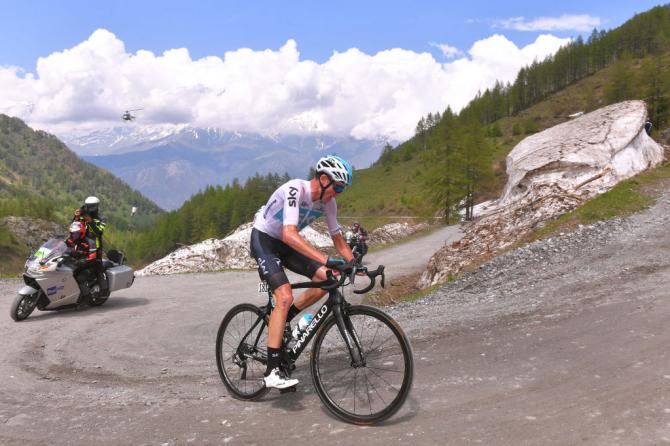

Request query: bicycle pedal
[{"left": 279, "top": 385, "right": 297, "bottom": 394}]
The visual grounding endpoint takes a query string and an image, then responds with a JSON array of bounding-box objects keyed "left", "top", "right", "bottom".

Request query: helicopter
[{"left": 122, "top": 108, "right": 143, "bottom": 121}]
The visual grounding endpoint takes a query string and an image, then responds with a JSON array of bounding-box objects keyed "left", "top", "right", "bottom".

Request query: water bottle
[{"left": 292, "top": 313, "right": 313, "bottom": 339}]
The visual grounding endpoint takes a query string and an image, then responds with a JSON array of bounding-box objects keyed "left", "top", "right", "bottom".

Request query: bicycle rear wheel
[
  {"left": 310, "top": 305, "right": 413, "bottom": 425},
  {"left": 216, "top": 303, "right": 270, "bottom": 400}
]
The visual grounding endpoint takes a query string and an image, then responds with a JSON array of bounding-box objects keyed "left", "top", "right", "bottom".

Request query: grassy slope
[
  {"left": 337, "top": 156, "right": 435, "bottom": 229},
  {"left": 344, "top": 51, "right": 670, "bottom": 231}
]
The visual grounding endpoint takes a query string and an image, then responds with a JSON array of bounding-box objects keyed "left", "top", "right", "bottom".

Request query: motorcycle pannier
[{"left": 106, "top": 265, "right": 135, "bottom": 292}]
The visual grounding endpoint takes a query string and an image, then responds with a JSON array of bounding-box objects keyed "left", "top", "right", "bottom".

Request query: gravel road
[{"left": 0, "top": 198, "right": 669, "bottom": 446}]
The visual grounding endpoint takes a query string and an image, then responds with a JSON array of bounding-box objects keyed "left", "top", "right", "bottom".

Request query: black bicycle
[{"left": 215, "top": 264, "right": 414, "bottom": 425}]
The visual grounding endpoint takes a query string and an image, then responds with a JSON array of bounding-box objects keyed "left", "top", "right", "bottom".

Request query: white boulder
[{"left": 502, "top": 101, "right": 661, "bottom": 204}]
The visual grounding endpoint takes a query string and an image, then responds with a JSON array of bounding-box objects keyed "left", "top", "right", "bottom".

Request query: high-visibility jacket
[{"left": 74, "top": 213, "right": 106, "bottom": 259}]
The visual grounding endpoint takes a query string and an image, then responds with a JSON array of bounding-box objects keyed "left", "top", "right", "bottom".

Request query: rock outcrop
[
  {"left": 419, "top": 100, "right": 665, "bottom": 288},
  {"left": 2, "top": 216, "right": 65, "bottom": 249}
]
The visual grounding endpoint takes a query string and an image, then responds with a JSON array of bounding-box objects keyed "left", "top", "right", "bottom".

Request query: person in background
[
  {"left": 351, "top": 221, "right": 368, "bottom": 239},
  {"left": 350, "top": 221, "right": 369, "bottom": 262},
  {"left": 645, "top": 120, "right": 653, "bottom": 135}
]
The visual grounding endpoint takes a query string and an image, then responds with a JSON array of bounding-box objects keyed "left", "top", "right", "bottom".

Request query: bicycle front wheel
[
  {"left": 216, "top": 303, "right": 270, "bottom": 400},
  {"left": 310, "top": 305, "right": 413, "bottom": 425}
]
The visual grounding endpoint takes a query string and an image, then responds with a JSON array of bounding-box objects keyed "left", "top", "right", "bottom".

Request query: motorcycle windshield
[{"left": 29, "top": 239, "right": 67, "bottom": 263}]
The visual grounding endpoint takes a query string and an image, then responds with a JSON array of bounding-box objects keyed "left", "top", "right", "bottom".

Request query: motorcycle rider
[
  {"left": 250, "top": 155, "right": 355, "bottom": 389},
  {"left": 350, "top": 221, "right": 368, "bottom": 258},
  {"left": 351, "top": 221, "right": 368, "bottom": 238},
  {"left": 73, "top": 196, "right": 108, "bottom": 296},
  {"left": 65, "top": 221, "right": 98, "bottom": 305}
]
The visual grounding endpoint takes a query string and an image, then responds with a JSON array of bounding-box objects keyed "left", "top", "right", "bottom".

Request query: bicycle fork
[{"left": 333, "top": 303, "right": 366, "bottom": 368}]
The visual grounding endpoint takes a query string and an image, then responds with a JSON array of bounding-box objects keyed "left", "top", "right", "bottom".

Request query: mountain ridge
[
  {"left": 65, "top": 126, "right": 389, "bottom": 209},
  {"left": 0, "top": 115, "right": 162, "bottom": 221}
]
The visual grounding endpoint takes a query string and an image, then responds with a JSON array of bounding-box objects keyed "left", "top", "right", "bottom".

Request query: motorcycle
[
  {"left": 344, "top": 230, "right": 368, "bottom": 266},
  {"left": 10, "top": 239, "right": 135, "bottom": 321}
]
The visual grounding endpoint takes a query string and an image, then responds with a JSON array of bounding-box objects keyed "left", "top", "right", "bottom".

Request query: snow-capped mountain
[
  {"left": 61, "top": 125, "right": 263, "bottom": 155},
  {"left": 59, "top": 125, "right": 390, "bottom": 210}
]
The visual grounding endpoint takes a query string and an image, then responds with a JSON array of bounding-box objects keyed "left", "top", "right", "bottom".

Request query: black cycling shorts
[{"left": 249, "top": 228, "right": 322, "bottom": 291}]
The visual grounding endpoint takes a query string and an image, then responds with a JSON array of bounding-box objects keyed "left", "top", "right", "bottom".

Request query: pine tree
[
  {"left": 605, "top": 52, "right": 634, "bottom": 103},
  {"left": 421, "top": 110, "right": 466, "bottom": 222},
  {"left": 640, "top": 56, "right": 669, "bottom": 128}
]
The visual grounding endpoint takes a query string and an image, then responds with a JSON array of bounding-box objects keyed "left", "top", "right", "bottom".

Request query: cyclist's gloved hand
[
  {"left": 326, "top": 257, "right": 347, "bottom": 268},
  {"left": 326, "top": 257, "right": 356, "bottom": 276}
]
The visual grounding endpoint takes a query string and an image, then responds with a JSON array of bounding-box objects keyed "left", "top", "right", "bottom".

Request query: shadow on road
[
  {"left": 22, "top": 296, "right": 150, "bottom": 322},
  {"left": 375, "top": 394, "right": 420, "bottom": 426},
  {"left": 269, "top": 389, "right": 311, "bottom": 413},
  {"left": 310, "top": 392, "right": 420, "bottom": 426},
  {"left": 259, "top": 358, "right": 421, "bottom": 425}
]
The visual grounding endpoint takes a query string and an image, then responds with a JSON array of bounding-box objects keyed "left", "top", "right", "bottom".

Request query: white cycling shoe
[{"left": 264, "top": 368, "right": 299, "bottom": 389}]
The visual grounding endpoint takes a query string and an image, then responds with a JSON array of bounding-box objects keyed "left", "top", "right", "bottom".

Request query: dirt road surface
[{"left": 0, "top": 199, "right": 669, "bottom": 446}]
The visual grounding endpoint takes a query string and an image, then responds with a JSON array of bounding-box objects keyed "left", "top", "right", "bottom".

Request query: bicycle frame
[
  {"left": 285, "top": 288, "right": 365, "bottom": 367},
  {"left": 237, "top": 266, "right": 384, "bottom": 373},
  {"left": 240, "top": 286, "right": 366, "bottom": 370}
]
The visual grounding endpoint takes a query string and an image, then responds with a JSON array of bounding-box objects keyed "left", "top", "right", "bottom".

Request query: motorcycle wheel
[
  {"left": 10, "top": 293, "right": 39, "bottom": 321},
  {"left": 89, "top": 287, "right": 110, "bottom": 307}
]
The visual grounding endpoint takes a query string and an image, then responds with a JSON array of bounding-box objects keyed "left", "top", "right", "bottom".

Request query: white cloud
[
  {"left": 429, "top": 42, "right": 462, "bottom": 59},
  {"left": 496, "top": 14, "right": 601, "bottom": 32},
  {"left": 0, "top": 29, "right": 570, "bottom": 141}
]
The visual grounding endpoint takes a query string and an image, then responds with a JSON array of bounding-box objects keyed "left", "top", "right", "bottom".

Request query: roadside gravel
[{"left": 387, "top": 189, "right": 670, "bottom": 339}]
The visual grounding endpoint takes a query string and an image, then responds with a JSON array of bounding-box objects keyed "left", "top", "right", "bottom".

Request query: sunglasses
[{"left": 333, "top": 183, "right": 346, "bottom": 193}]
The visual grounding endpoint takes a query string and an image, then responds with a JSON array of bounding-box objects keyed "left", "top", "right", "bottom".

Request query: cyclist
[{"left": 250, "top": 155, "right": 355, "bottom": 389}]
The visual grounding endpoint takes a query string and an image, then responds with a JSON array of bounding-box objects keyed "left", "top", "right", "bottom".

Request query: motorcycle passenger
[
  {"left": 65, "top": 221, "right": 98, "bottom": 305},
  {"left": 73, "top": 196, "right": 108, "bottom": 296},
  {"left": 250, "top": 155, "right": 355, "bottom": 389}
]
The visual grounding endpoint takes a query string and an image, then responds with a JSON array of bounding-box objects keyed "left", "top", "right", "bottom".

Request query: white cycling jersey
[{"left": 253, "top": 179, "right": 341, "bottom": 240}]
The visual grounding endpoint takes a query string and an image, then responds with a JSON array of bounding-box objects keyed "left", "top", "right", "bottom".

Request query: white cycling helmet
[{"left": 315, "top": 155, "right": 353, "bottom": 186}]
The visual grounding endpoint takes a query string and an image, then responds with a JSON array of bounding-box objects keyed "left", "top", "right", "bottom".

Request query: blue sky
[
  {"left": 0, "top": 1, "right": 665, "bottom": 139},
  {"left": 0, "top": 0, "right": 663, "bottom": 70}
]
